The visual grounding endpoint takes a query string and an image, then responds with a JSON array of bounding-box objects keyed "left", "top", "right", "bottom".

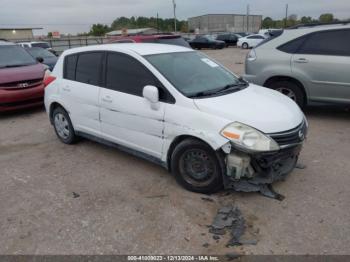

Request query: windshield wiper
[
  {"left": 215, "top": 81, "right": 248, "bottom": 94},
  {"left": 188, "top": 79, "right": 249, "bottom": 98},
  {"left": 188, "top": 89, "right": 221, "bottom": 98}
]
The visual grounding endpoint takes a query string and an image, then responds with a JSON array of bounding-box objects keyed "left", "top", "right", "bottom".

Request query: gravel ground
[{"left": 0, "top": 47, "right": 349, "bottom": 255}]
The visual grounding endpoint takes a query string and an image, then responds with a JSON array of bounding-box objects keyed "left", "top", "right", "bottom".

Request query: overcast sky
[{"left": 1, "top": 0, "right": 349, "bottom": 35}]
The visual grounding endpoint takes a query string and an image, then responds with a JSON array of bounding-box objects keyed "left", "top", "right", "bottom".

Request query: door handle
[
  {"left": 294, "top": 58, "right": 308, "bottom": 63},
  {"left": 102, "top": 96, "right": 113, "bottom": 103}
]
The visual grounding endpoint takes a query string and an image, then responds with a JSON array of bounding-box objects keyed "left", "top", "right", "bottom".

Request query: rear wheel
[
  {"left": 171, "top": 139, "right": 223, "bottom": 194},
  {"left": 242, "top": 42, "right": 249, "bottom": 49},
  {"left": 268, "top": 80, "right": 305, "bottom": 108},
  {"left": 52, "top": 107, "right": 78, "bottom": 144}
]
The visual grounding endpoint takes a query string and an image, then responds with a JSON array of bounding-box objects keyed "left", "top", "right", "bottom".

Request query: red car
[
  {"left": 107, "top": 34, "right": 191, "bottom": 48},
  {"left": 0, "top": 41, "right": 49, "bottom": 112}
]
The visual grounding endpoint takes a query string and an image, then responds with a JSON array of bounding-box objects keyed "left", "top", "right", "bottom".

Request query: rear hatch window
[{"left": 32, "top": 42, "right": 50, "bottom": 49}]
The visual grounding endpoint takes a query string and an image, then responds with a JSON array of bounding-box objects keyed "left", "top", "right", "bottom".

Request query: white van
[{"left": 44, "top": 43, "right": 307, "bottom": 194}]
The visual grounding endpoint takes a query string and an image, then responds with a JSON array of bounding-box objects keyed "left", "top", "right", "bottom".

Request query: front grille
[
  {"left": 1, "top": 78, "right": 43, "bottom": 90},
  {"left": 268, "top": 121, "right": 307, "bottom": 147}
]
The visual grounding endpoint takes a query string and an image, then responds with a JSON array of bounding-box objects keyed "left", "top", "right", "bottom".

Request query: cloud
[{"left": 0, "top": 0, "right": 349, "bottom": 34}]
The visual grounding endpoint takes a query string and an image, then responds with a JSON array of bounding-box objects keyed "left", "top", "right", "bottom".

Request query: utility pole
[
  {"left": 157, "top": 12, "right": 159, "bottom": 33},
  {"left": 173, "top": 0, "right": 177, "bottom": 33},
  {"left": 284, "top": 4, "right": 289, "bottom": 28},
  {"left": 246, "top": 4, "right": 250, "bottom": 32}
]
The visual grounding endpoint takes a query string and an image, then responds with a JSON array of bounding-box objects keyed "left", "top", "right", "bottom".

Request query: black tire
[
  {"left": 242, "top": 42, "right": 249, "bottom": 49},
  {"left": 52, "top": 107, "right": 78, "bottom": 144},
  {"left": 267, "top": 80, "right": 306, "bottom": 108},
  {"left": 171, "top": 139, "right": 224, "bottom": 194}
]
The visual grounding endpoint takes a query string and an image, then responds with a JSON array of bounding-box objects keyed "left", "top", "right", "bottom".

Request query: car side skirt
[{"left": 75, "top": 131, "right": 168, "bottom": 169}]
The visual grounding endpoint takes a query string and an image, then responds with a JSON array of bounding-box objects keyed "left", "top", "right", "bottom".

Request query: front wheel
[
  {"left": 242, "top": 42, "right": 249, "bottom": 49},
  {"left": 171, "top": 139, "right": 223, "bottom": 194}
]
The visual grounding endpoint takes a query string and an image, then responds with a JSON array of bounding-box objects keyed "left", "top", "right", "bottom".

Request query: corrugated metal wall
[{"left": 188, "top": 14, "right": 262, "bottom": 33}]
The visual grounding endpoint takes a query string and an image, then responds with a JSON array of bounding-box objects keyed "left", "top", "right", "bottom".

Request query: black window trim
[
  {"left": 63, "top": 51, "right": 105, "bottom": 86},
  {"left": 277, "top": 28, "right": 350, "bottom": 56},
  {"left": 102, "top": 51, "right": 176, "bottom": 104}
]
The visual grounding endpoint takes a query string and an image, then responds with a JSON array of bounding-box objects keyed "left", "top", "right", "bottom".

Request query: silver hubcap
[
  {"left": 54, "top": 113, "right": 70, "bottom": 139},
  {"left": 276, "top": 87, "right": 297, "bottom": 101}
]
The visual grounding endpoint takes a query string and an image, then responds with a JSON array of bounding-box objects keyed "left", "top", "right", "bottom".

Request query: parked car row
[{"left": 108, "top": 32, "right": 264, "bottom": 50}]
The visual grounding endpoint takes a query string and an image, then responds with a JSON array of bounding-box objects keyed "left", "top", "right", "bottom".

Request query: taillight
[{"left": 43, "top": 70, "right": 56, "bottom": 88}]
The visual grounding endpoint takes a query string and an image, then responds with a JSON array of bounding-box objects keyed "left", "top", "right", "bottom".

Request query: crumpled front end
[{"left": 222, "top": 120, "right": 307, "bottom": 198}]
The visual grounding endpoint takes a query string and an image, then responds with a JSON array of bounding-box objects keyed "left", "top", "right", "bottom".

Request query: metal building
[
  {"left": 188, "top": 14, "right": 262, "bottom": 34},
  {"left": 0, "top": 27, "right": 43, "bottom": 40}
]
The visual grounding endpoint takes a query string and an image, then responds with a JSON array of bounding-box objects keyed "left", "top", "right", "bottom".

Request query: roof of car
[
  {"left": 0, "top": 41, "right": 15, "bottom": 46},
  {"left": 62, "top": 43, "right": 193, "bottom": 56},
  {"left": 256, "top": 23, "right": 350, "bottom": 49},
  {"left": 17, "top": 41, "right": 48, "bottom": 44}
]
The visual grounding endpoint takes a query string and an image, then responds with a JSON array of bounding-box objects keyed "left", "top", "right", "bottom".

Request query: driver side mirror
[
  {"left": 143, "top": 85, "right": 160, "bottom": 110},
  {"left": 36, "top": 57, "right": 44, "bottom": 63}
]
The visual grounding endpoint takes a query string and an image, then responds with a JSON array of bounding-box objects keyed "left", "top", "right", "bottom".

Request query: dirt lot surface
[{"left": 0, "top": 47, "right": 349, "bottom": 255}]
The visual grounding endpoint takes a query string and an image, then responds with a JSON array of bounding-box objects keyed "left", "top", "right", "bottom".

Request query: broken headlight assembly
[{"left": 220, "top": 122, "right": 280, "bottom": 152}]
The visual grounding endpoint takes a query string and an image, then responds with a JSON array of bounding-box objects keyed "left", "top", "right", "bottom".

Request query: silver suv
[{"left": 244, "top": 22, "right": 350, "bottom": 107}]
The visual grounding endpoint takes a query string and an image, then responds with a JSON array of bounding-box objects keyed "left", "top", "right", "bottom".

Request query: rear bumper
[{"left": 0, "top": 84, "right": 45, "bottom": 112}]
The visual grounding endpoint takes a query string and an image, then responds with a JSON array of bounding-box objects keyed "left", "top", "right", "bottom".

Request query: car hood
[
  {"left": 193, "top": 84, "right": 304, "bottom": 134},
  {"left": 0, "top": 63, "right": 45, "bottom": 85}
]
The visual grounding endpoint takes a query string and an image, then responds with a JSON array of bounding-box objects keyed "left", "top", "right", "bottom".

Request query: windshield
[
  {"left": 26, "top": 47, "right": 56, "bottom": 58},
  {"left": 32, "top": 42, "right": 50, "bottom": 49},
  {"left": 145, "top": 51, "right": 247, "bottom": 98},
  {"left": 0, "top": 46, "right": 37, "bottom": 68}
]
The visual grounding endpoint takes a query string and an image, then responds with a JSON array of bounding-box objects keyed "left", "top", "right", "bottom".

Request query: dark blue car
[{"left": 26, "top": 47, "right": 58, "bottom": 71}]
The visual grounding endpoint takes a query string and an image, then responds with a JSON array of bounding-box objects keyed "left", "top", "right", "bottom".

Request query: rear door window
[
  {"left": 75, "top": 52, "right": 104, "bottom": 85},
  {"left": 297, "top": 29, "right": 350, "bottom": 56},
  {"left": 64, "top": 55, "right": 78, "bottom": 80}
]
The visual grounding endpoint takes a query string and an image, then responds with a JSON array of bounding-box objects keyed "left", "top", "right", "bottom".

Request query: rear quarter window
[{"left": 277, "top": 36, "right": 307, "bottom": 53}]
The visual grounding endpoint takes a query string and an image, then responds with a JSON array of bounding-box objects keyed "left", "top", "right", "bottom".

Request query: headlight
[{"left": 220, "top": 122, "right": 280, "bottom": 152}]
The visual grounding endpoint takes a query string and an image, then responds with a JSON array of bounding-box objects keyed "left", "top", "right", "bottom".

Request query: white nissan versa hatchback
[{"left": 44, "top": 44, "right": 308, "bottom": 194}]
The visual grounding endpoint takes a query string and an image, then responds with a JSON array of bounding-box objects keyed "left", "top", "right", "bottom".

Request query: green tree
[
  {"left": 89, "top": 24, "right": 109, "bottom": 36},
  {"left": 319, "top": 13, "right": 334, "bottom": 23},
  {"left": 262, "top": 17, "right": 274, "bottom": 28},
  {"left": 300, "top": 16, "right": 313, "bottom": 24},
  {"left": 47, "top": 32, "right": 53, "bottom": 38}
]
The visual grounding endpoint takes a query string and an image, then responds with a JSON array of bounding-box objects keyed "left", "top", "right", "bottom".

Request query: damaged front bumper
[{"left": 223, "top": 144, "right": 302, "bottom": 194}]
